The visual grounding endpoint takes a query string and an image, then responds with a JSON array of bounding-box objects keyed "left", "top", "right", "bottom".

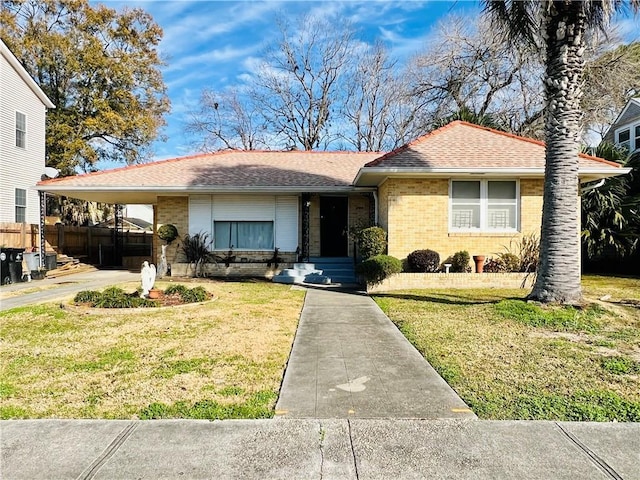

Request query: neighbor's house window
[
  {"left": 635, "top": 125, "right": 640, "bottom": 152},
  {"left": 15, "top": 188, "right": 26, "bottom": 222},
  {"left": 214, "top": 221, "right": 274, "bottom": 250},
  {"left": 617, "top": 128, "right": 630, "bottom": 152},
  {"left": 450, "top": 180, "right": 518, "bottom": 231},
  {"left": 15, "top": 112, "right": 26, "bottom": 148}
]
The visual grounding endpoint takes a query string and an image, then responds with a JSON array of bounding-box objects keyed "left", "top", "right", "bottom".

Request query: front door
[{"left": 320, "top": 196, "right": 348, "bottom": 257}]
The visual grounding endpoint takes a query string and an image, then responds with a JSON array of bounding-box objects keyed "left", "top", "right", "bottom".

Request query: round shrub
[
  {"left": 74, "top": 290, "right": 102, "bottom": 304},
  {"left": 158, "top": 224, "right": 179, "bottom": 244},
  {"left": 164, "top": 284, "right": 210, "bottom": 303},
  {"left": 356, "top": 254, "right": 402, "bottom": 285},
  {"left": 442, "top": 251, "right": 472, "bottom": 273},
  {"left": 356, "top": 227, "right": 387, "bottom": 260},
  {"left": 406, "top": 249, "right": 440, "bottom": 273}
]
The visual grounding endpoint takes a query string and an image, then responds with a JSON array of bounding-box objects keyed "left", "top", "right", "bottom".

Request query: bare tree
[
  {"left": 582, "top": 40, "right": 640, "bottom": 139},
  {"left": 187, "top": 88, "right": 267, "bottom": 151},
  {"left": 407, "top": 15, "right": 545, "bottom": 138},
  {"left": 252, "top": 15, "right": 355, "bottom": 150}
]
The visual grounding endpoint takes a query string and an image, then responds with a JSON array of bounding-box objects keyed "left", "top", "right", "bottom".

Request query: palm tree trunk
[{"left": 529, "top": 3, "right": 587, "bottom": 304}]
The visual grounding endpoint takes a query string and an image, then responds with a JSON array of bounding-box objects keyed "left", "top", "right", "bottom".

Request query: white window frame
[
  {"left": 615, "top": 122, "right": 640, "bottom": 153},
  {"left": 213, "top": 220, "right": 275, "bottom": 251},
  {"left": 15, "top": 188, "right": 27, "bottom": 223},
  {"left": 449, "top": 179, "right": 520, "bottom": 233},
  {"left": 15, "top": 111, "right": 26, "bottom": 149}
]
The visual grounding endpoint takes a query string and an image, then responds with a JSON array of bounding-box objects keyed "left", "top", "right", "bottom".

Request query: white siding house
[
  {"left": 0, "top": 39, "right": 55, "bottom": 224},
  {"left": 603, "top": 98, "right": 640, "bottom": 154}
]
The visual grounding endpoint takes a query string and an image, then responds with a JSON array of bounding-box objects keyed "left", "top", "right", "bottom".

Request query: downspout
[{"left": 372, "top": 190, "right": 379, "bottom": 225}]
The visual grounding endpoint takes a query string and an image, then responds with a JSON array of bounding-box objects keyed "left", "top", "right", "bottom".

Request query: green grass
[
  {"left": 0, "top": 280, "right": 304, "bottom": 419},
  {"left": 139, "top": 390, "right": 277, "bottom": 420},
  {"left": 373, "top": 276, "right": 640, "bottom": 422}
]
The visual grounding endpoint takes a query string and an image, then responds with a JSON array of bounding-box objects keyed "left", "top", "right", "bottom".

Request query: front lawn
[
  {"left": 373, "top": 275, "right": 640, "bottom": 421},
  {"left": 0, "top": 280, "right": 304, "bottom": 419}
]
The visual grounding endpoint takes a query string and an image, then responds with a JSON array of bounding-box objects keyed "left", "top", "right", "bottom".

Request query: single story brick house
[{"left": 37, "top": 121, "right": 628, "bottom": 277}]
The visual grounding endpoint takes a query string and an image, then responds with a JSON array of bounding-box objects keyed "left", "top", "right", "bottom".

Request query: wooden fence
[{"left": 0, "top": 222, "right": 152, "bottom": 266}]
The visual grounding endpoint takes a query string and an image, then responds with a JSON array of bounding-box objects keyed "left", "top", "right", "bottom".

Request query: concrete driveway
[{"left": 0, "top": 269, "right": 140, "bottom": 311}]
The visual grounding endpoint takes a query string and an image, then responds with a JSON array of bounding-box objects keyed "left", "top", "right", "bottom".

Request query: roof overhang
[
  {"left": 35, "top": 184, "right": 376, "bottom": 204},
  {"left": 353, "top": 167, "right": 631, "bottom": 187}
]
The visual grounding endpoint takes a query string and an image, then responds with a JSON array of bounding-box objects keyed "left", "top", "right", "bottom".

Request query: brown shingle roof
[
  {"left": 39, "top": 150, "right": 382, "bottom": 189},
  {"left": 364, "top": 121, "right": 621, "bottom": 170}
]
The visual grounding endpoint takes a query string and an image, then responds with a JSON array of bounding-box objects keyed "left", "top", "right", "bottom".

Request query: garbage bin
[
  {"left": 23, "top": 252, "right": 41, "bottom": 272},
  {"left": 45, "top": 253, "right": 57, "bottom": 271},
  {"left": 8, "top": 249, "right": 24, "bottom": 284},
  {"left": 0, "top": 248, "right": 11, "bottom": 285}
]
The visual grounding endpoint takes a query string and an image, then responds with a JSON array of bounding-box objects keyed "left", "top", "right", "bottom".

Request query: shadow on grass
[{"left": 372, "top": 292, "right": 526, "bottom": 306}]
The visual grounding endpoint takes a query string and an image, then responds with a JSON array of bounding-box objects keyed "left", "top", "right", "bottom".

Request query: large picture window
[
  {"left": 450, "top": 180, "right": 518, "bottom": 231},
  {"left": 214, "top": 221, "right": 274, "bottom": 250}
]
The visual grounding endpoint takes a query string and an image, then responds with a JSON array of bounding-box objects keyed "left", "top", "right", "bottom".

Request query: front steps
[{"left": 272, "top": 257, "right": 358, "bottom": 285}]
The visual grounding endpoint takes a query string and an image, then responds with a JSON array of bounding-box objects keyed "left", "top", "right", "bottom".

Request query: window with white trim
[
  {"left": 15, "top": 188, "right": 26, "bottom": 223},
  {"left": 617, "top": 128, "right": 631, "bottom": 152},
  {"left": 635, "top": 125, "right": 640, "bottom": 152},
  {"left": 16, "top": 112, "right": 26, "bottom": 148},
  {"left": 214, "top": 221, "right": 274, "bottom": 250},
  {"left": 450, "top": 180, "right": 518, "bottom": 231}
]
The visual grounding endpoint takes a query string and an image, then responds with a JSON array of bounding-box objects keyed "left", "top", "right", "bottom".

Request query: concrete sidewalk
[
  {"left": 1, "top": 419, "right": 638, "bottom": 479},
  {"left": 276, "top": 287, "right": 475, "bottom": 419},
  {"left": 0, "top": 269, "right": 140, "bottom": 311}
]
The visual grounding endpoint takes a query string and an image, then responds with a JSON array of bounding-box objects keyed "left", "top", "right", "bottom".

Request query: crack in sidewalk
[
  {"left": 76, "top": 422, "right": 138, "bottom": 480},
  {"left": 555, "top": 422, "right": 623, "bottom": 480},
  {"left": 347, "top": 419, "right": 360, "bottom": 480}
]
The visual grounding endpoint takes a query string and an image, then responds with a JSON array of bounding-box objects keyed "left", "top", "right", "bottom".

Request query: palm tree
[{"left": 483, "top": 1, "right": 639, "bottom": 304}]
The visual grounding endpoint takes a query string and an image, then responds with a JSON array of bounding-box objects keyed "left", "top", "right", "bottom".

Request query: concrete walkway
[
  {"left": 0, "top": 269, "right": 140, "bottom": 311},
  {"left": 2, "top": 419, "right": 638, "bottom": 479},
  {"left": 276, "top": 287, "right": 475, "bottom": 419}
]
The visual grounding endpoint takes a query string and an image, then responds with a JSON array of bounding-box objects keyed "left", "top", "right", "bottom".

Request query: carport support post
[{"left": 39, "top": 191, "right": 46, "bottom": 269}]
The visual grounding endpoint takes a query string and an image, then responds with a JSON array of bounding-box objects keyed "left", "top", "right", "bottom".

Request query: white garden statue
[
  {"left": 140, "top": 261, "right": 157, "bottom": 297},
  {"left": 157, "top": 245, "right": 168, "bottom": 278}
]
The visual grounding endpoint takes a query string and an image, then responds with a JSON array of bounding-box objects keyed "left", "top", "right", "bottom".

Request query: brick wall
[
  {"left": 378, "top": 178, "right": 544, "bottom": 265},
  {"left": 171, "top": 262, "right": 292, "bottom": 279},
  {"left": 348, "top": 194, "right": 371, "bottom": 257},
  {"left": 156, "top": 196, "right": 189, "bottom": 265},
  {"left": 368, "top": 272, "right": 536, "bottom": 292}
]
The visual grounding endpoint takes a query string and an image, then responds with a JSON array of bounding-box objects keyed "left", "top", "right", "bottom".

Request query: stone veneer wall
[
  {"left": 378, "top": 178, "right": 544, "bottom": 265},
  {"left": 367, "top": 272, "right": 536, "bottom": 293}
]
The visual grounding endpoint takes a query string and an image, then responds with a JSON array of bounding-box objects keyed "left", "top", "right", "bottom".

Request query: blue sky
[{"left": 97, "top": 1, "right": 639, "bottom": 166}]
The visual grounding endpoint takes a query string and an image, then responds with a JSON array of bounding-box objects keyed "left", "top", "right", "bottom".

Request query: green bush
[
  {"left": 74, "top": 290, "right": 102, "bottom": 304},
  {"left": 442, "top": 251, "right": 471, "bottom": 273},
  {"left": 158, "top": 224, "right": 178, "bottom": 244},
  {"left": 406, "top": 249, "right": 440, "bottom": 272},
  {"left": 483, "top": 257, "right": 505, "bottom": 273},
  {"left": 357, "top": 254, "right": 402, "bottom": 285},
  {"left": 164, "top": 284, "right": 209, "bottom": 303},
  {"left": 356, "top": 227, "right": 387, "bottom": 260},
  {"left": 497, "top": 252, "right": 521, "bottom": 272}
]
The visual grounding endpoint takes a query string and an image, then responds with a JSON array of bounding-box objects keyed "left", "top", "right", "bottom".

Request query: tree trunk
[{"left": 529, "top": 3, "right": 586, "bottom": 304}]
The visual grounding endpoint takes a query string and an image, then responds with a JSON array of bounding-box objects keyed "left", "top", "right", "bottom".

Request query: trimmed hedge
[
  {"left": 357, "top": 254, "right": 402, "bottom": 285},
  {"left": 406, "top": 249, "right": 440, "bottom": 273}
]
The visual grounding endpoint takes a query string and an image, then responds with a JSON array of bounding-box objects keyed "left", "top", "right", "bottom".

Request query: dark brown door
[{"left": 320, "top": 196, "right": 348, "bottom": 257}]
